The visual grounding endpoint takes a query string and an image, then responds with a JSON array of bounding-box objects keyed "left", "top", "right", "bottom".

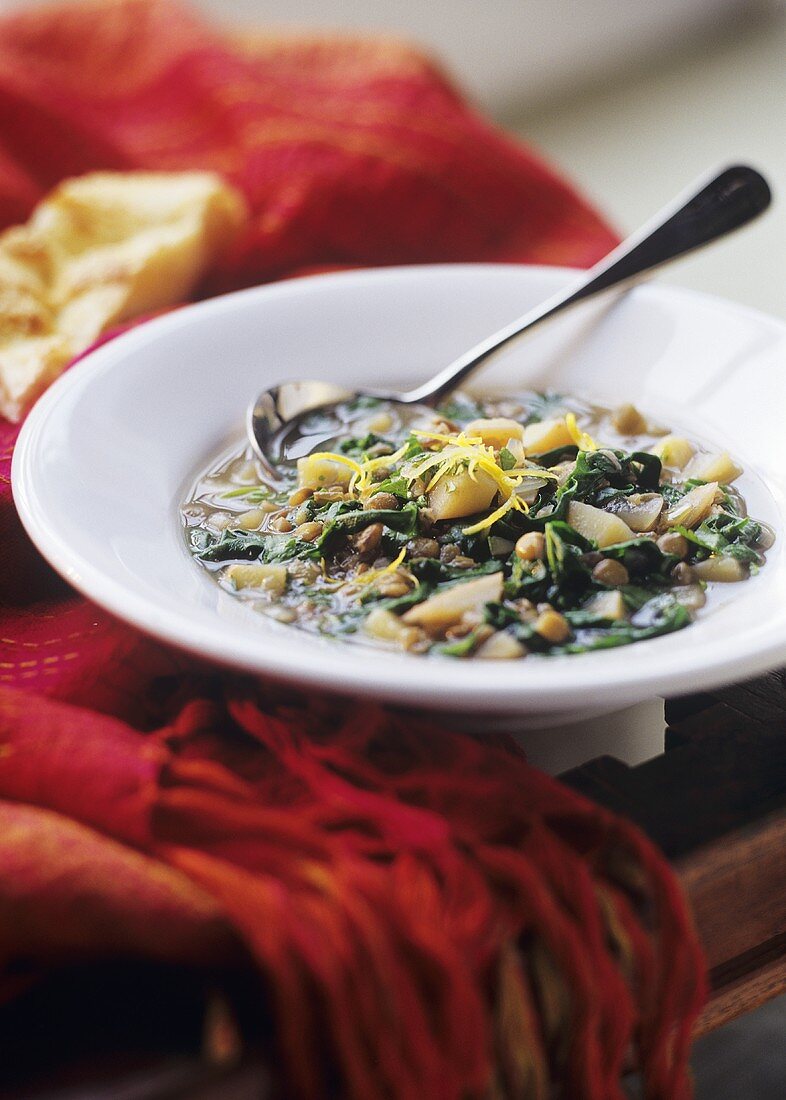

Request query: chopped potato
[
  {"left": 403, "top": 572, "right": 503, "bottom": 632},
  {"left": 682, "top": 451, "right": 743, "bottom": 484},
  {"left": 428, "top": 469, "right": 498, "bottom": 520},
  {"left": 364, "top": 607, "right": 423, "bottom": 649},
  {"left": 362, "top": 410, "right": 394, "bottom": 434},
  {"left": 225, "top": 563, "right": 288, "bottom": 596},
  {"left": 585, "top": 590, "right": 628, "bottom": 621},
  {"left": 534, "top": 608, "right": 570, "bottom": 643},
  {"left": 665, "top": 482, "right": 718, "bottom": 529},
  {"left": 475, "top": 632, "right": 526, "bottom": 659},
  {"left": 521, "top": 417, "right": 574, "bottom": 454},
  {"left": 653, "top": 435, "right": 695, "bottom": 469},
  {"left": 566, "top": 501, "right": 635, "bottom": 548},
  {"left": 235, "top": 508, "right": 265, "bottom": 530},
  {"left": 297, "top": 454, "right": 353, "bottom": 489},
  {"left": 692, "top": 556, "right": 748, "bottom": 583},
  {"left": 611, "top": 403, "right": 647, "bottom": 435},
  {"left": 465, "top": 417, "right": 524, "bottom": 448}
]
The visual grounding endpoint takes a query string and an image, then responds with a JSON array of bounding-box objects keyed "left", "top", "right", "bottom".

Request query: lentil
[
  {"left": 657, "top": 532, "right": 689, "bottom": 558},
  {"left": 591, "top": 559, "right": 630, "bottom": 587}
]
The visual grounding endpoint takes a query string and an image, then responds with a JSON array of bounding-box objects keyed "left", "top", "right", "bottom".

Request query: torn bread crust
[{"left": 0, "top": 171, "right": 248, "bottom": 422}]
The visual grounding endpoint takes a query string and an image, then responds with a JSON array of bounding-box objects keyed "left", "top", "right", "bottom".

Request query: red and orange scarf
[{"left": 0, "top": 3, "right": 704, "bottom": 1097}]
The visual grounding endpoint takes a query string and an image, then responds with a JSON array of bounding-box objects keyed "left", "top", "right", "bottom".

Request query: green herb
[
  {"left": 340, "top": 432, "right": 389, "bottom": 455},
  {"left": 221, "top": 485, "right": 273, "bottom": 501},
  {"left": 345, "top": 395, "right": 382, "bottom": 411},
  {"left": 498, "top": 447, "right": 517, "bottom": 471},
  {"left": 373, "top": 474, "right": 411, "bottom": 498},
  {"left": 401, "top": 434, "right": 427, "bottom": 461},
  {"left": 435, "top": 629, "right": 487, "bottom": 658},
  {"left": 435, "top": 397, "right": 485, "bottom": 422},
  {"left": 525, "top": 392, "right": 568, "bottom": 423}
]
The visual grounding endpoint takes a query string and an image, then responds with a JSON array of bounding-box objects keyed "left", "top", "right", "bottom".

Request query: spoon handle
[{"left": 396, "top": 164, "right": 771, "bottom": 406}]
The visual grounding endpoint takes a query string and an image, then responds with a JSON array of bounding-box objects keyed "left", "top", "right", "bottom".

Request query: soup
[{"left": 183, "top": 392, "right": 772, "bottom": 659}]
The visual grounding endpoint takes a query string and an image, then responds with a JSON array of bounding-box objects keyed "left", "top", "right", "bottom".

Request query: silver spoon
[{"left": 248, "top": 164, "right": 770, "bottom": 480}]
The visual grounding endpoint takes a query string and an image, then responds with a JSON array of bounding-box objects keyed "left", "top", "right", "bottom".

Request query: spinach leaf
[
  {"left": 556, "top": 594, "right": 690, "bottom": 653},
  {"left": 600, "top": 538, "right": 679, "bottom": 578},
  {"left": 629, "top": 451, "right": 662, "bottom": 491},
  {"left": 676, "top": 511, "right": 763, "bottom": 565},
  {"left": 196, "top": 528, "right": 318, "bottom": 565},
  {"left": 437, "top": 524, "right": 493, "bottom": 562},
  {"left": 408, "top": 557, "right": 503, "bottom": 585},
  {"left": 552, "top": 448, "right": 663, "bottom": 516},
  {"left": 545, "top": 521, "right": 593, "bottom": 589},
  {"left": 533, "top": 444, "right": 578, "bottom": 467},
  {"left": 503, "top": 557, "right": 549, "bottom": 602},
  {"left": 659, "top": 483, "right": 688, "bottom": 508},
  {"left": 553, "top": 450, "right": 624, "bottom": 513},
  {"left": 620, "top": 583, "right": 664, "bottom": 611},
  {"left": 317, "top": 500, "right": 420, "bottom": 549},
  {"left": 372, "top": 474, "right": 411, "bottom": 498},
  {"left": 359, "top": 583, "right": 431, "bottom": 611},
  {"left": 483, "top": 602, "right": 521, "bottom": 629}
]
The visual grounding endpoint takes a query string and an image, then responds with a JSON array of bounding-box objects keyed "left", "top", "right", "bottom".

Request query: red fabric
[{"left": 0, "top": 2, "right": 705, "bottom": 1097}]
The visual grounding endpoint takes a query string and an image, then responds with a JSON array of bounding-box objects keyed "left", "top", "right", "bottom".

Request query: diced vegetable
[
  {"left": 611, "top": 404, "right": 647, "bottom": 435},
  {"left": 225, "top": 563, "right": 288, "bottom": 596},
  {"left": 427, "top": 469, "right": 498, "bottom": 520},
  {"left": 609, "top": 493, "right": 663, "bottom": 532},
  {"left": 584, "top": 590, "right": 627, "bottom": 620},
  {"left": 522, "top": 417, "right": 574, "bottom": 455},
  {"left": 566, "top": 501, "right": 635, "bottom": 548},
  {"left": 671, "top": 584, "right": 707, "bottom": 610},
  {"left": 653, "top": 436, "right": 695, "bottom": 469},
  {"left": 465, "top": 417, "right": 525, "bottom": 448},
  {"left": 363, "top": 607, "right": 422, "bottom": 649},
  {"left": 362, "top": 410, "right": 394, "bottom": 434},
  {"left": 463, "top": 415, "right": 525, "bottom": 451},
  {"left": 297, "top": 454, "right": 354, "bottom": 489},
  {"left": 402, "top": 572, "right": 504, "bottom": 631},
  {"left": 692, "top": 556, "right": 748, "bottom": 583},
  {"left": 475, "top": 632, "right": 526, "bottom": 659},
  {"left": 665, "top": 481, "right": 718, "bottom": 528},
  {"left": 235, "top": 508, "right": 265, "bottom": 530},
  {"left": 683, "top": 451, "right": 743, "bottom": 484},
  {"left": 534, "top": 608, "right": 571, "bottom": 643}
]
